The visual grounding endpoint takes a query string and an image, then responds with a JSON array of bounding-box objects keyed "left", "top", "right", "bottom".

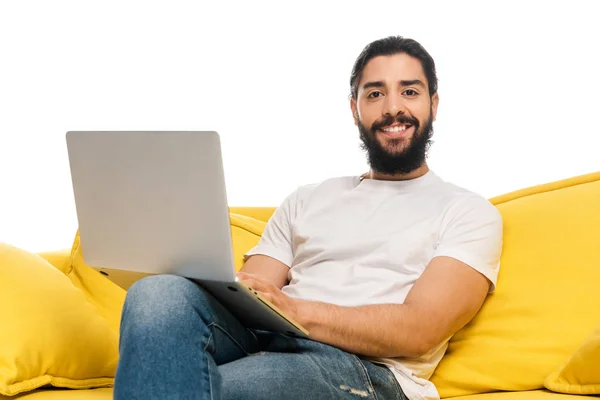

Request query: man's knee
[
  {"left": 126, "top": 274, "right": 198, "bottom": 306},
  {"left": 122, "top": 274, "right": 206, "bottom": 333}
]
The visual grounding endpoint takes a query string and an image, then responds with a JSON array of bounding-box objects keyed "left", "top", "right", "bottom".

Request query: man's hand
[{"left": 236, "top": 272, "right": 302, "bottom": 324}]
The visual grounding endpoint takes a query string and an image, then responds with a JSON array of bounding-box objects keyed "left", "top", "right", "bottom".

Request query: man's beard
[{"left": 358, "top": 111, "right": 434, "bottom": 175}]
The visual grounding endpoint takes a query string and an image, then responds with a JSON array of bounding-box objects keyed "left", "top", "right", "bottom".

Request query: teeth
[{"left": 382, "top": 125, "right": 407, "bottom": 133}]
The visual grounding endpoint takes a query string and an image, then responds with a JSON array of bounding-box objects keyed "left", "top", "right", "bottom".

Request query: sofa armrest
[{"left": 38, "top": 249, "right": 72, "bottom": 274}]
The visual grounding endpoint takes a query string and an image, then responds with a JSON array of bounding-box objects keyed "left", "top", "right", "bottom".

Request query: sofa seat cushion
[
  {"left": 451, "top": 389, "right": 598, "bottom": 399},
  {"left": 1, "top": 388, "right": 594, "bottom": 400},
  {"left": 0, "top": 388, "right": 112, "bottom": 400}
]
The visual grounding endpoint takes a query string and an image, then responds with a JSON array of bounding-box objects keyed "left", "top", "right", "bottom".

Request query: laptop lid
[{"left": 66, "top": 131, "right": 236, "bottom": 282}]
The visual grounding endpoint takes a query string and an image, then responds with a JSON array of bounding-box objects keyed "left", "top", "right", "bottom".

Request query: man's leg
[
  {"left": 220, "top": 332, "right": 408, "bottom": 400},
  {"left": 113, "top": 274, "right": 260, "bottom": 400}
]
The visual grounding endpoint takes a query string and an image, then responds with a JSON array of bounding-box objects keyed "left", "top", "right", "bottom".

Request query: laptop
[{"left": 66, "top": 131, "right": 308, "bottom": 338}]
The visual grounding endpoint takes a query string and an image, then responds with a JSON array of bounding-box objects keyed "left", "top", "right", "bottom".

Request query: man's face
[{"left": 351, "top": 53, "right": 439, "bottom": 175}]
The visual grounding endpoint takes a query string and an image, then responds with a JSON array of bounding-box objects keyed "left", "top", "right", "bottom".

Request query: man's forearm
[{"left": 296, "top": 300, "right": 427, "bottom": 359}]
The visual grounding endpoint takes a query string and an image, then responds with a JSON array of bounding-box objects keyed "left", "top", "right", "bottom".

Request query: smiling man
[{"left": 115, "top": 36, "right": 503, "bottom": 400}]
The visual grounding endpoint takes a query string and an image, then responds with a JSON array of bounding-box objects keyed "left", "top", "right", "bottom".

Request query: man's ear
[
  {"left": 431, "top": 92, "right": 439, "bottom": 122},
  {"left": 350, "top": 97, "right": 359, "bottom": 125}
]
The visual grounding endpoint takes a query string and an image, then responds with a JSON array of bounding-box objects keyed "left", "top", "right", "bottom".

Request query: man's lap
[
  {"left": 219, "top": 330, "right": 405, "bottom": 400},
  {"left": 118, "top": 275, "right": 406, "bottom": 399}
]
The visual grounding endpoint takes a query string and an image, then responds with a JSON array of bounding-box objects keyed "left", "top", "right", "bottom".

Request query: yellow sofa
[{"left": 2, "top": 171, "right": 600, "bottom": 399}]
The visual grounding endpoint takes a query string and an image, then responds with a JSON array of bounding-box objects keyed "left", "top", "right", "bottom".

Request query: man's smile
[{"left": 378, "top": 123, "right": 414, "bottom": 138}]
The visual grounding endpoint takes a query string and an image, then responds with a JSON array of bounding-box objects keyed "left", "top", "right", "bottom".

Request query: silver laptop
[{"left": 66, "top": 131, "right": 308, "bottom": 338}]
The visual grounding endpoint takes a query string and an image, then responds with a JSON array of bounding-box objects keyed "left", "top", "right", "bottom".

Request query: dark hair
[{"left": 350, "top": 36, "right": 438, "bottom": 100}]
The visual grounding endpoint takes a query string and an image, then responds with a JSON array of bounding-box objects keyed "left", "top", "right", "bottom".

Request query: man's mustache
[{"left": 371, "top": 114, "right": 419, "bottom": 132}]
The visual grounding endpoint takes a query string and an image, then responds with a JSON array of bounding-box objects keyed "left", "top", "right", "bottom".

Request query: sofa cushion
[
  {"left": 450, "top": 389, "right": 598, "bottom": 399},
  {"left": 0, "top": 388, "right": 112, "bottom": 400},
  {"left": 544, "top": 321, "right": 600, "bottom": 394},
  {"left": 431, "top": 171, "right": 600, "bottom": 397},
  {"left": 0, "top": 243, "right": 118, "bottom": 396},
  {"left": 229, "top": 212, "right": 267, "bottom": 270},
  {"left": 37, "top": 249, "right": 71, "bottom": 274},
  {"left": 69, "top": 234, "right": 127, "bottom": 333}
]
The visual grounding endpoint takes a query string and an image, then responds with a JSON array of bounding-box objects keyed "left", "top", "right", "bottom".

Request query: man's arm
[
  {"left": 240, "top": 255, "right": 289, "bottom": 290},
  {"left": 239, "top": 189, "right": 299, "bottom": 289},
  {"left": 239, "top": 255, "right": 490, "bottom": 359}
]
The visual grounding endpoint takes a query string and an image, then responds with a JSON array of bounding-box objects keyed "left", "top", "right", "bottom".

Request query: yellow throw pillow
[
  {"left": 544, "top": 322, "right": 600, "bottom": 394},
  {"left": 0, "top": 243, "right": 119, "bottom": 396},
  {"left": 431, "top": 171, "right": 600, "bottom": 397}
]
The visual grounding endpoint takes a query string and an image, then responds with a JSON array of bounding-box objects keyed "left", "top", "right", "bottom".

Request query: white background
[{"left": 1, "top": 0, "right": 599, "bottom": 252}]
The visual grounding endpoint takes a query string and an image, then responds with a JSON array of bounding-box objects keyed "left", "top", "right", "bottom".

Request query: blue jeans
[{"left": 114, "top": 274, "right": 407, "bottom": 400}]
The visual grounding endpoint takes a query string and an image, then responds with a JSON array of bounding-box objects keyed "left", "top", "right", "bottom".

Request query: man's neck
[{"left": 365, "top": 163, "right": 430, "bottom": 181}]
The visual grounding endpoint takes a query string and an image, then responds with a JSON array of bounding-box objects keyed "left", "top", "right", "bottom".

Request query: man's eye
[
  {"left": 368, "top": 91, "right": 383, "bottom": 99},
  {"left": 404, "top": 89, "right": 418, "bottom": 97}
]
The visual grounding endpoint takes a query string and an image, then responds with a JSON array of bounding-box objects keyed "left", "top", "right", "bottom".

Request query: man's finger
[
  {"left": 259, "top": 291, "right": 274, "bottom": 303},
  {"left": 237, "top": 272, "right": 271, "bottom": 286},
  {"left": 241, "top": 278, "right": 272, "bottom": 294}
]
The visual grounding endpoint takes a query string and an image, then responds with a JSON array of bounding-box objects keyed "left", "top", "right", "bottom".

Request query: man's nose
[{"left": 383, "top": 94, "right": 405, "bottom": 117}]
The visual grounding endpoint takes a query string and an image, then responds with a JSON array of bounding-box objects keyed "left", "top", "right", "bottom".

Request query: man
[{"left": 114, "top": 36, "right": 503, "bottom": 400}]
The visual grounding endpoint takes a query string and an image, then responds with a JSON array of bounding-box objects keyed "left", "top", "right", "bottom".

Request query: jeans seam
[
  {"left": 207, "top": 322, "right": 253, "bottom": 356},
  {"left": 203, "top": 332, "right": 214, "bottom": 400},
  {"left": 350, "top": 355, "right": 377, "bottom": 399}
]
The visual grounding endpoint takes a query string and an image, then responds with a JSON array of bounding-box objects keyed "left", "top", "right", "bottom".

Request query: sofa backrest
[
  {"left": 229, "top": 207, "right": 276, "bottom": 223},
  {"left": 431, "top": 171, "right": 600, "bottom": 397}
]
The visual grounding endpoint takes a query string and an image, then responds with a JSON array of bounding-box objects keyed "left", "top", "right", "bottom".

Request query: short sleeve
[
  {"left": 432, "top": 194, "right": 504, "bottom": 292},
  {"left": 243, "top": 189, "right": 299, "bottom": 267}
]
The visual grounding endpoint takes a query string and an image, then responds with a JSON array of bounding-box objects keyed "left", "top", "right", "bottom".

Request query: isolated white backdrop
[{"left": 1, "top": 0, "right": 599, "bottom": 252}]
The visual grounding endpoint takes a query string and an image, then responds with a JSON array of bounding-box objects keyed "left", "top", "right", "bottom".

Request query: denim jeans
[{"left": 114, "top": 274, "right": 407, "bottom": 400}]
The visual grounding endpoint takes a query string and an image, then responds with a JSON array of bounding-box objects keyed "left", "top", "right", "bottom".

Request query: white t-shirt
[{"left": 244, "top": 170, "right": 503, "bottom": 400}]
